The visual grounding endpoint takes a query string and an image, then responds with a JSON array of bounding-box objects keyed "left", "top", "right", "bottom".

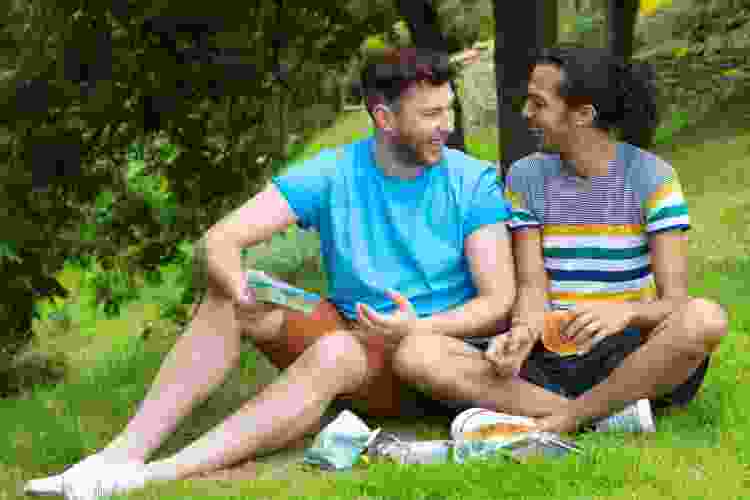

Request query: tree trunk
[
  {"left": 396, "top": 0, "right": 466, "bottom": 152},
  {"left": 607, "top": 0, "right": 656, "bottom": 148},
  {"left": 607, "top": 0, "right": 639, "bottom": 62},
  {"left": 495, "top": 0, "right": 558, "bottom": 180}
]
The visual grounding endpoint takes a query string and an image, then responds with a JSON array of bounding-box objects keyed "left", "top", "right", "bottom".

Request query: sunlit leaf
[{"left": 0, "top": 241, "right": 22, "bottom": 263}]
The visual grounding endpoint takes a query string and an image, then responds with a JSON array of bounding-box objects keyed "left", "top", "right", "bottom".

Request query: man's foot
[
  {"left": 24, "top": 452, "right": 145, "bottom": 497},
  {"left": 532, "top": 414, "right": 578, "bottom": 434},
  {"left": 534, "top": 399, "right": 656, "bottom": 435},
  {"left": 25, "top": 453, "right": 110, "bottom": 496},
  {"left": 592, "top": 399, "right": 655, "bottom": 433},
  {"left": 60, "top": 461, "right": 151, "bottom": 500}
]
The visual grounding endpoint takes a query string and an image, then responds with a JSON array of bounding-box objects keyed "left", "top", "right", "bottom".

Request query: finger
[
  {"left": 506, "top": 333, "right": 523, "bottom": 356},
  {"left": 574, "top": 323, "right": 598, "bottom": 347},
  {"left": 485, "top": 339, "right": 502, "bottom": 363},
  {"left": 356, "top": 304, "right": 382, "bottom": 333},
  {"left": 386, "top": 288, "right": 416, "bottom": 314},
  {"left": 360, "top": 303, "right": 391, "bottom": 329},
  {"left": 492, "top": 357, "right": 518, "bottom": 378},
  {"left": 494, "top": 335, "right": 510, "bottom": 356},
  {"left": 513, "top": 328, "right": 532, "bottom": 351},
  {"left": 564, "top": 313, "right": 595, "bottom": 340}
]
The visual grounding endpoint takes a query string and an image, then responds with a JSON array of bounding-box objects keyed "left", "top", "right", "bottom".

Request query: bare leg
[
  {"left": 143, "top": 331, "right": 370, "bottom": 481},
  {"left": 100, "top": 284, "right": 283, "bottom": 463},
  {"left": 544, "top": 298, "right": 728, "bottom": 431},
  {"left": 393, "top": 334, "right": 570, "bottom": 418}
]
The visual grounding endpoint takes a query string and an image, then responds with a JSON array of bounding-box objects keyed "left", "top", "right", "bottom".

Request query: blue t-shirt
[{"left": 271, "top": 135, "right": 511, "bottom": 320}]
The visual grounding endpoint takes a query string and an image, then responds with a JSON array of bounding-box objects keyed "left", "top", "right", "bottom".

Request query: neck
[
  {"left": 559, "top": 132, "right": 617, "bottom": 178},
  {"left": 373, "top": 131, "right": 427, "bottom": 180}
]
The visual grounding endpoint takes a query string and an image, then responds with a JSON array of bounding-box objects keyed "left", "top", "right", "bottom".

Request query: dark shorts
[{"left": 404, "top": 327, "right": 711, "bottom": 418}]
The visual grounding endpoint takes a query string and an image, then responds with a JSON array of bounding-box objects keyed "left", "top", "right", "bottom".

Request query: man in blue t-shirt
[{"left": 25, "top": 48, "right": 517, "bottom": 497}]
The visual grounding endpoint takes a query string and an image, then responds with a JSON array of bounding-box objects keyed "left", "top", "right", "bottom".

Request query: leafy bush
[
  {"left": 653, "top": 110, "right": 692, "bottom": 145},
  {"left": 0, "top": 0, "right": 399, "bottom": 397}
]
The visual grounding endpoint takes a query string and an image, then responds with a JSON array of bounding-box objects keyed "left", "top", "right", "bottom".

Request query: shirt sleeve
[
  {"left": 270, "top": 149, "right": 339, "bottom": 231},
  {"left": 643, "top": 160, "right": 690, "bottom": 234},
  {"left": 463, "top": 166, "right": 511, "bottom": 237},
  {"left": 504, "top": 162, "right": 542, "bottom": 231}
]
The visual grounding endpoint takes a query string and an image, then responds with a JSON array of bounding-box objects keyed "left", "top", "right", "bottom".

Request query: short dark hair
[
  {"left": 359, "top": 47, "right": 456, "bottom": 119},
  {"left": 532, "top": 46, "right": 659, "bottom": 148}
]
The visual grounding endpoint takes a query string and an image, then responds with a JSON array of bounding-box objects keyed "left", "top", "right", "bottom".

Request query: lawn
[{"left": 4, "top": 109, "right": 750, "bottom": 499}]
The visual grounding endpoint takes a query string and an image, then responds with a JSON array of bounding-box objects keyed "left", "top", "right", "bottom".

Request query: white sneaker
[
  {"left": 593, "top": 399, "right": 656, "bottom": 433},
  {"left": 60, "top": 461, "right": 150, "bottom": 500}
]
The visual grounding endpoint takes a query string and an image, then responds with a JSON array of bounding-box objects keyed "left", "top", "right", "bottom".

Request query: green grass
[{"left": 5, "top": 109, "right": 750, "bottom": 499}]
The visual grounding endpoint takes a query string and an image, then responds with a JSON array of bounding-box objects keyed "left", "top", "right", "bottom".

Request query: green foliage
[
  {"left": 434, "top": 0, "right": 493, "bottom": 48},
  {"left": 653, "top": 109, "right": 691, "bottom": 145},
  {"left": 0, "top": 0, "right": 400, "bottom": 395},
  {"left": 88, "top": 266, "right": 139, "bottom": 318}
]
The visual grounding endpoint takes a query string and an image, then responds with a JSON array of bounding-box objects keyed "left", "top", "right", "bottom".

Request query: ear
[
  {"left": 576, "top": 104, "right": 597, "bottom": 127},
  {"left": 373, "top": 104, "right": 395, "bottom": 131}
]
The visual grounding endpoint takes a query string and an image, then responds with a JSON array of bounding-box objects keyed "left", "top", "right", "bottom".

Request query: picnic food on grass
[
  {"left": 461, "top": 422, "right": 534, "bottom": 441},
  {"left": 542, "top": 310, "right": 578, "bottom": 355}
]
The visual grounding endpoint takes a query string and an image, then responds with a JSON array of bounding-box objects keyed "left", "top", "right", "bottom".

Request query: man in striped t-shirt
[
  {"left": 506, "top": 141, "right": 687, "bottom": 310},
  {"left": 488, "top": 47, "right": 728, "bottom": 434}
]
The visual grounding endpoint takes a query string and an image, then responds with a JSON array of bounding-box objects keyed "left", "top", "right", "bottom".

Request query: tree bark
[
  {"left": 495, "top": 0, "right": 558, "bottom": 180},
  {"left": 396, "top": 0, "right": 466, "bottom": 152},
  {"left": 607, "top": 0, "right": 639, "bottom": 62},
  {"left": 607, "top": 0, "right": 656, "bottom": 148}
]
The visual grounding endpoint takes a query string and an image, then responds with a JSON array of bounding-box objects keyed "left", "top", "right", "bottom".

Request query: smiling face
[
  {"left": 523, "top": 64, "right": 595, "bottom": 154},
  {"left": 375, "top": 80, "right": 455, "bottom": 165},
  {"left": 522, "top": 64, "right": 573, "bottom": 154}
]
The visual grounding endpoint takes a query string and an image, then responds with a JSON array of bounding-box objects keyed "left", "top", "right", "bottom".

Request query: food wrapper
[
  {"left": 451, "top": 408, "right": 582, "bottom": 463},
  {"left": 246, "top": 270, "right": 322, "bottom": 314},
  {"left": 366, "top": 432, "right": 453, "bottom": 465},
  {"left": 303, "top": 410, "right": 381, "bottom": 471},
  {"left": 453, "top": 431, "right": 582, "bottom": 463}
]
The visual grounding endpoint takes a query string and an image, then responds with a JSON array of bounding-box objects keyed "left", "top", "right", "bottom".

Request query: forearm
[
  {"left": 510, "top": 283, "right": 550, "bottom": 327},
  {"left": 628, "top": 296, "right": 692, "bottom": 334},
  {"left": 200, "top": 233, "right": 246, "bottom": 301},
  {"left": 416, "top": 293, "right": 514, "bottom": 338}
]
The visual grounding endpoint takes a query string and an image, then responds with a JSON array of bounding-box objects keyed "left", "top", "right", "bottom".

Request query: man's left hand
[
  {"left": 356, "top": 289, "right": 419, "bottom": 346},
  {"left": 563, "top": 302, "right": 636, "bottom": 354}
]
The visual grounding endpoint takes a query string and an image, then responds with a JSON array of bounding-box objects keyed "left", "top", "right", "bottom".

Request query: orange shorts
[{"left": 252, "top": 299, "right": 405, "bottom": 417}]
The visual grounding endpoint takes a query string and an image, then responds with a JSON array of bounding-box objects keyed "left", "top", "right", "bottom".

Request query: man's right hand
[
  {"left": 232, "top": 272, "right": 275, "bottom": 317},
  {"left": 485, "top": 322, "right": 542, "bottom": 378}
]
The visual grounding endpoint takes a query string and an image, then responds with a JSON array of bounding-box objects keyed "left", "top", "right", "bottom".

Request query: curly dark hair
[{"left": 532, "top": 46, "right": 660, "bottom": 148}]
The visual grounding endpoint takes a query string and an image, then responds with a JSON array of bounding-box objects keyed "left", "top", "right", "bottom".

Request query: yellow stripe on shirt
[
  {"left": 550, "top": 282, "right": 657, "bottom": 303},
  {"left": 646, "top": 179, "right": 684, "bottom": 214},
  {"left": 543, "top": 224, "right": 645, "bottom": 237}
]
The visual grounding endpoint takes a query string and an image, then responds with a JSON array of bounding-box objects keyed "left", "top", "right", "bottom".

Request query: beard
[{"left": 388, "top": 131, "right": 438, "bottom": 166}]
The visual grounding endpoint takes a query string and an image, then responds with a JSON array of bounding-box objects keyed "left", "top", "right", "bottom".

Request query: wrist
[
  {"left": 410, "top": 317, "right": 433, "bottom": 336},
  {"left": 624, "top": 302, "right": 639, "bottom": 328}
]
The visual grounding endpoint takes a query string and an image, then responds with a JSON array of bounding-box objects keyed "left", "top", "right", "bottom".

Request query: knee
[
  {"left": 392, "top": 334, "right": 441, "bottom": 380},
  {"left": 307, "top": 331, "right": 369, "bottom": 390},
  {"left": 677, "top": 298, "right": 729, "bottom": 353}
]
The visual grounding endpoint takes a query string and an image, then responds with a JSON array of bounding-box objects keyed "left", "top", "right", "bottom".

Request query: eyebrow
[
  {"left": 423, "top": 97, "right": 456, "bottom": 112},
  {"left": 527, "top": 91, "right": 547, "bottom": 101}
]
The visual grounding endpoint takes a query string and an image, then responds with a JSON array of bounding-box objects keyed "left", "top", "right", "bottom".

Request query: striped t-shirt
[{"left": 505, "top": 141, "right": 690, "bottom": 311}]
